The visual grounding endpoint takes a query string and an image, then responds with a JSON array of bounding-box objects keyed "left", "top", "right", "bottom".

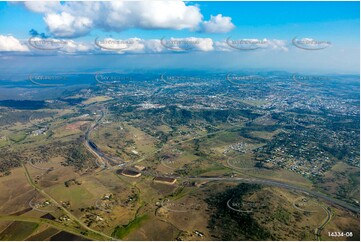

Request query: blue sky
[{"left": 0, "top": 1, "right": 359, "bottom": 75}]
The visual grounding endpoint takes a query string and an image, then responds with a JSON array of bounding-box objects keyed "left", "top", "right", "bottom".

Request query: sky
[{"left": 0, "top": 1, "right": 359, "bottom": 75}]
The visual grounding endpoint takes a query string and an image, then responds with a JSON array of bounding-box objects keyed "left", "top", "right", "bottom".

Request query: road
[
  {"left": 182, "top": 176, "right": 358, "bottom": 213},
  {"left": 23, "top": 163, "right": 117, "bottom": 241},
  {"left": 314, "top": 205, "right": 333, "bottom": 240},
  {"left": 0, "top": 215, "right": 99, "bottom": 241},
  {"left": 84, "top": 109, "right": 125, "bottom": 168},
  {"left": 84, "top": 110, "right": 108, "bottom": 168},
  {"left": 98, "top": 121, "right": 359, "bottom": 213},
  {"left": 99, "top": 119, "right": 359, "bottom": 214},
  {"left": 11, "top": 103, "right": 357, "bottom": 241}
]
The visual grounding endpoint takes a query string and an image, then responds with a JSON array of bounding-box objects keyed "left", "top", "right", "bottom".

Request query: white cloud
[
  {"left": 0, "top": 34, "right": 288, "bottom": 55},
  {"left": 60, "top": 40, "right": 92, "bottom": 53},
  {"left": 44, "top": 12, "right": 93, "bottom": 38},
  {"left": 183, "top": 37, "right": 214, "bottom": 51},
  {"left": 0, "top": 35, "right": 29, "bottom": 52},
  {"left": 97, "top": 38, "right": 146, "bottom": 54},
  {"left": 292, "top": 37, "right": 331, "bottom": 50},
  {"left": 24, "top": 1, "right": 203, "bottom": 37},
  {"left": 95, "top": 37, "right": 214, "bottom": 54},
  {"left": 26, "top": 36, "right": 92, "bottom": 54},
  {"left": 215, "top": 38, "right": 288, "bottom": 51},
  {"left": 266, "top": 39, "right": 288, "bottom": 51},
  {"left": 143, "top": 39, "right": 164, "bottom": 53},
  {"left": 23, "top": 1, "right": 62, "bottom": 13},
  {"left": 214, "top": 40, "right": 233, "bottom": 52},
  {"left": 103, "top": 1, "right": 202, "bottom": 31},
  {"left": 201, "top": 14, "right": 235, "bottom": 33},
  {"left": 23, "top": 1, "right": 235, "bottom": 38}
]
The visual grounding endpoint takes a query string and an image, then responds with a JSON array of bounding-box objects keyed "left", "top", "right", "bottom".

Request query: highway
[
  {"left": 85, "top": 108, "right": 360, "bottom": 213},
  {"left": 84, "top": 109, "right": 125, "bottom": 168},
  {"left": 13, "top": 104, "right": 357, "bottom": 241},
  {"left": 183, "top": 176, "right": 359, "bottom": 213}
]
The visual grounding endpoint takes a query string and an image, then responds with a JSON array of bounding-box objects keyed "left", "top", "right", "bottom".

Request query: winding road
[{"left": 85, "top": 113, "right": 359, "bottom": 214}]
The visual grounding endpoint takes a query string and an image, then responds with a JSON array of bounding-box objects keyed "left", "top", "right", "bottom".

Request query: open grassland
[
  {"left": 320, "top": 162, "right": 360, "bottom": 203},
  {"left": 321, "top": 208, "right": 360, "bottom": 241},
  {"left": 0, "top": 167, "right": 35, "bottom": 215},
  {"left": 52, "top": 121, "right": 89, "bottom": 139},
  {"left": 82, "top": 96, "right": 112, "bottom": 105},
  {"left": 91, "top": 122, "right": 158, "bottom": 162},
  {"left": 249, "top": 129, "right": 285, "bottom": 140}
]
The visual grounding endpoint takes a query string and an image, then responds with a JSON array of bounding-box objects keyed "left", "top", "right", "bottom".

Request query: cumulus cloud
[
  {"left": 214, "top": 40, "right": 233, "bottom": 52},
  {"left": 143, "top": 39, "right": 164, "bottom": 53},
  {"left": 266, "top": 39, "right": 288, "bottom": 51},
  {"left": 292, "top": 37, "right": 331, "bottom": 50},
  {"left": 0, "top": 31, "right": 290, "bottom": 55},
  {"left": 44, "top": 12, "right": 93, "bottom": 38},
  {"left": 0, "top": 34, "right": 289, "bottom": 55},
  {"left": 0, "top": 35, "right": 29, "bottom": 51},
  {"left": 160, "top": 37, "right": 214, "bottom": 52},
  {"left": 103, "top": 1, "right": 202, "bottom": 31},
  {"left": 201, "top": 14, "right": 235, "bottom": 33},
  {"left": 80, "top": 37, "right": 286, "bottom": 53},
  {"left": 95, "top": 37, "right": 146, "bottom": 54},
  {"left": 215, "top": 38, "right": 288, "bottom": 51},
  {"left": 60, "top": 40, "right": 92, "bottom": 53},
  {"left": 186, "top": 37, "right": 214, "bottom": 51},
  {"left": 23, "top": 1, "right": 235, "bottom": 37},
  {"left": 23, "top": 1, "right": 62, "bottom": 13},
  {"left": 24, "top": 1, "right": 202, "bottom": 37},
  {"left": 25, "top": 36, "right": 92, "bottom": 54},
  {"left": 94, "top": 37, "right": 214, "bottom": 54}
]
